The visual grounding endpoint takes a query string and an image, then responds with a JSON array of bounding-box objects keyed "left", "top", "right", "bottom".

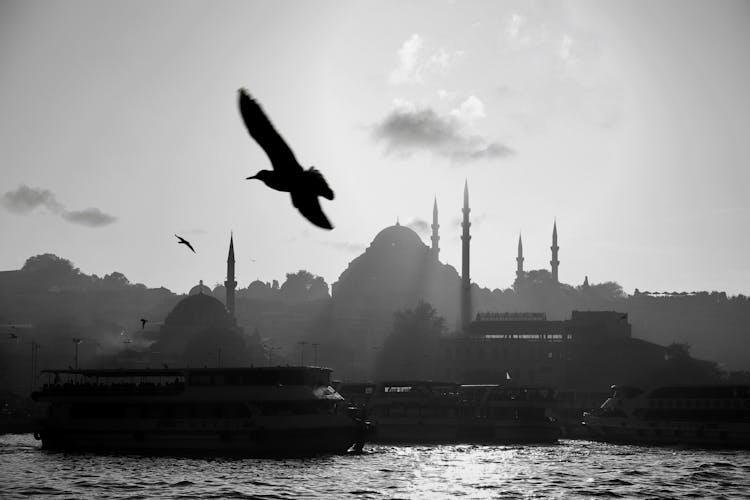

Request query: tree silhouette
[
  {"left": 374, "top": 301, "right": 445, "bottom": 380},
  {"left": 280, "top": 270, "right": 329, "bottom": 301}
]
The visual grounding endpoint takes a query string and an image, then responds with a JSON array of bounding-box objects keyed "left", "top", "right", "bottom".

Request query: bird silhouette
[
  {"left": 140, "top": 318, "right": 148, "bottom": 329},
  {"left": 238, "top": 89, "right": 334, "bottom": 230},
  {"left": 8, "top": 333, "right": 18, "bottom": 339},
  {"left": 175, "top": 234, "right": 196, "bottom": 253}
]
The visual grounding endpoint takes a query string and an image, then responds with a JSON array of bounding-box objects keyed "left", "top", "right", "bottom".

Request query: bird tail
[{"left": 305, "top": 168, "right": 334, "bottom": 200}]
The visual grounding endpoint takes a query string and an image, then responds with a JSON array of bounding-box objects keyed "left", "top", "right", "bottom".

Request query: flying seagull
[
  {"left": 140, "top": 318, "right": 148, "bottom": 329},
  {"left": 238, "top": 89, "right": 334, "bottom": 230},
  {"left": 175, "top": 234, "right": 196, "bottom": 253}
]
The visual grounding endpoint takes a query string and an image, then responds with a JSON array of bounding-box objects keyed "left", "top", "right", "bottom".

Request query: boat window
[{"left": 384, "top": 386, "right": 412, "bottom": 393}]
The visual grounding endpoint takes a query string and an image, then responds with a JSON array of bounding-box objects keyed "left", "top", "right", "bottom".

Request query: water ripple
[{"left": 1, "top": 435, "right": 749, "bottom": 499}]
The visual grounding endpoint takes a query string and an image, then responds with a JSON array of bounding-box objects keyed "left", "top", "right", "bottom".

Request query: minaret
[
  {"left": 224, "top": 233, "right": 237, "bottom": 319},
  {"left": 516, "top": 233, "right": 524, "bottom": 281},
  {"left": 461, "top": 180, "right": 472, "bottom": 332},
  {"left": 431, "top": 196, "right": 440, "bottom": 260},
  {"left": 550, "top": 220, "right": 560, "bottom": 283}
]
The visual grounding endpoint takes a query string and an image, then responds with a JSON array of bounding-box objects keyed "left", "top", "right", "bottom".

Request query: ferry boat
[
  {"left": 583, "top": 384, "right": 750, "bottom": 447},
  {"left": 355, "top": 381, "right": 559, "bottom": 444},
  {"left": 31, "top": 366, "right": 370, "bottom": 455}
]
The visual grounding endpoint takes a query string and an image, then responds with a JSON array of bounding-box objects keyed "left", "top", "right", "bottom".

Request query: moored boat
[
  {"left": 583, "top": 384, "right": 750, "bottom": 447},
  {"left": 32, "top": 366, "right": 369, "bottom": 455},
  {"left": 355, "top": 381, "right": 560, "bottom": 444}
]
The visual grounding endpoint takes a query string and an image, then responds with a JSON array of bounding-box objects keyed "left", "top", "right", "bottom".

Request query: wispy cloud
[
  {"left": 61, "top": 208, "right": 118, "bottom": 227},
  {"left": 1, "top": 185, "right": 117, "bottom": 227},
  {"left": 321, "top": 240, "right": 365, "bottom": 253},
  {"left": 371, "top": 100, "right": 514, "bottom": 162},
  {"left": 1, "top": 185, "right": 63, "bottom": 214},
  {"left": 406, "top": 218, "right": 430, "bottom": 235},
  {"left": 388, "top": 34, "right": 464, "bottom": 85}
]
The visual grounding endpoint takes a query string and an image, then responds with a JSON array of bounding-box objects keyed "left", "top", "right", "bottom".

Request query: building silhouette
[
  {"left": 460, "top": 180, "right": 472, "bottom": 333},
  {"left": 551, "top": 220, "right": 560, "bottom": 283},
  {"left": 149, "top": 234, "right": 249, "bottom": 366},
  {"left": 516, "top": 233, "right": 524, "bottom": 282},
  {"left": 431, "top": 196, "right": 439, "bottom": 261},
  {"left": 224, "top": 233, "right": 237, "bottom": 319}
]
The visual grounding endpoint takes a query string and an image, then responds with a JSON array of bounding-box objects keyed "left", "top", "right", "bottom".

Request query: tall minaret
[
  {"left": 431, "top": 196, "right": 440, "bottom": 260},
  {"left": 550, "top": 220, "right": 560, "bottom": 283},
  {"left": 461, "top": 180, "right": 472, "bottom": 332},
  {"left": 516, "top": 233, "right": 524, "bottom": 282},
  {"left": 225, "top": 233, "right": 237, "bottom": 319}
]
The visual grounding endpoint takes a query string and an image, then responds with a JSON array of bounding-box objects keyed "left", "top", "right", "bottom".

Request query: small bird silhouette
[
  {"left": 175, "top": 234, "right": 196, "bottom": 253},
  {"left": 8, "top": 333, "right": 18, "bottom": 339},
  {"left": 238, "top": 89, "right": 334, "bottom": 230},
  {"left": 140, "top": 318, "right": 148, "bottom": 329}
]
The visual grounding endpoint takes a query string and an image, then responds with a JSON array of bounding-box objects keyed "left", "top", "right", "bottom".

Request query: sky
[{"left": 1, "top": 0, "right": 749, "bottom": 296}]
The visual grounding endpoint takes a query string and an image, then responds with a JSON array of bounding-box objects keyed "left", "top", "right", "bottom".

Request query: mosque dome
[
  {"left": 163, "top": 293, "right": 233, "bottom": 329},
  {"left": 188, "top": 280, "right": 212, "bottom": 296},
  {"left": 370, "top": 222, "right": 424, "bottom": 251}
]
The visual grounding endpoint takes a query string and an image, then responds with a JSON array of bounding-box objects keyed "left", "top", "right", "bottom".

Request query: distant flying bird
[
  {"left": 238, "top": 89, "right": 335, "bottom": 230},
  {"left": 175, "top": 234, "right": 196, "bottom": 253},
  {"left": 140, "top": 318, "right": 148, "bottom": 329}
]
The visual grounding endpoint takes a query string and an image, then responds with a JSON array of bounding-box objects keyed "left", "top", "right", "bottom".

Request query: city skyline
[{"left": 2, "top": 1, "right": 749, "bottom": 295}]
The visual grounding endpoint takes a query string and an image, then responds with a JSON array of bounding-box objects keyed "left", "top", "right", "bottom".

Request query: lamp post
[
  {"left": 312, "top": 343, "right": 320, "bottom": 365},
  {"left": 297, "top": 341, "right": 308, "bottom": 366},
  {"left": 72, "top": 338, "right": 82, "bottom": 369}
]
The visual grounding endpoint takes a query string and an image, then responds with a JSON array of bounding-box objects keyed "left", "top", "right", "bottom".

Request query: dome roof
[
  {"left": 188, "top": 280, "right": 212, "bottom": 296},
  {"left": 164, "top": 293, "right": 233, "bottom": 329},
  {"left": 370, "top": 223, "right": 424, "bottom": 250}
]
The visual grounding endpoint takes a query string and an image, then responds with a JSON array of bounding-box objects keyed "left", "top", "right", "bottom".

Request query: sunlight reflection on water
[{"left": 1, "top": 434, "right": 749, "bottom": 499}]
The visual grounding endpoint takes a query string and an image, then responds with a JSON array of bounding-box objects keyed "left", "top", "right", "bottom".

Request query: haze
[{"left": 1, "top": 0, "right": 749, "bottom": 296}]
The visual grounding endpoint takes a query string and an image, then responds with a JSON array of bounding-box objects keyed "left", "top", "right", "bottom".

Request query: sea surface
[{"left": 1, "top": 434, "right": 749, "bottom": 499}]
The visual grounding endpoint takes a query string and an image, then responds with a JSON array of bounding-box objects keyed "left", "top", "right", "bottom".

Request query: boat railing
[{"left": 33, "top": 381, "right": 185, "bottom": 397}]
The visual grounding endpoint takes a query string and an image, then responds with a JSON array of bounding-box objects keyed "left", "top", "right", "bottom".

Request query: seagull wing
[
  {"left": 290, "top": 191, "right": 333, "bottom": 230},
  {"left": 305, "top": 168, "right": 334, "bottom": 201},
  {"left": 238, "top": 89, "right": 302, "bottom": 175},
  {"left": 175, "top": 235, "right": 196, "bottom": 253}
]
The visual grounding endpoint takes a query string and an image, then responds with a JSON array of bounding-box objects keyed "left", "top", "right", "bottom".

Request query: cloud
[
  {"left": 61, "top": 208, "right": 118, "bottom": 227},
  {"left": 406, "top": 218, "right": 430, "bottom": 235},
  {"left": 1, "top": 185, "right": 117, "bottom": 228},
  {"left": 371, "top": 101, "right": 514, "bottom": 162},
  {"left": 1, "top": 185, "right": 63, "bottom": 214},
  {"left": 388, "top": 34, "right": 464, "bottom": 85},
  {"left": 450, "top": 95, "right": 486, "bottom": 121},
  {"left": 389, "top": 34, "right": 424, "bottom": 84},
  {"left": 450, "top": 212, "right": 488, "bottom": 228},
  {"left": 321, "top": 240, "right": 365, "bottom": 253}
]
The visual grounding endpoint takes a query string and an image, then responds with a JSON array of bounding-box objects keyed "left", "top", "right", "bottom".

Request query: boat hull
[
  {"left": 37, "top": 423, "right": 361, "bottom": 455},
  {"left": 371, "top": 418, "right": 560, "bottom": 444},
  {"left": 584, "top": 417, "right": 750, "bottom": 448}
]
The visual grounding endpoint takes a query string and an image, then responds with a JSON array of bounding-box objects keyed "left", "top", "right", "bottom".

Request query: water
[{"left": 1, "top": 434, "right": 749, "bottom": 499}]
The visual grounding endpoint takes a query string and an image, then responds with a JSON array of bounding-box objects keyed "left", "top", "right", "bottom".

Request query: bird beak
[{"left": 246, "top": 174, "right": 257, "bottom": 180}]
